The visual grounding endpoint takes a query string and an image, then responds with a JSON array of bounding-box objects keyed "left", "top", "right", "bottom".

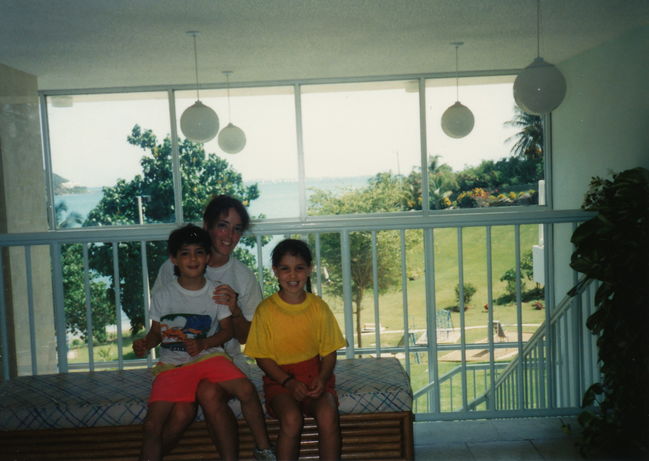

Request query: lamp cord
[
  {"left": 536, "top": 0, "right": 541, "bottom": 58},
  {"left": 225, "top": 72, "right": 232, "bottom": 123},
  {"left": 455, "top": 44, "right": 459, "bottom": 102},
  {"left": 192, "top": 33, "right": 200, "bottom": 101}
]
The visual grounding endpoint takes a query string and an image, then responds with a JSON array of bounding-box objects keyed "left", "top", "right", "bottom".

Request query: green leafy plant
[
  {"left": 454, "top": 282, "right": 477, "bottom": 307},
  {"left": 570, "top": 167, "right": 649, "bottom": 459},
  {"left": 497, "top": 249, "right": 543, "bottom": 303}
]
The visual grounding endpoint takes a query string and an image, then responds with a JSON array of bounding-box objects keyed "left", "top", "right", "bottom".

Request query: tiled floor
[{"left": 414, "top": 417, "right": 583, "bottom": 460}]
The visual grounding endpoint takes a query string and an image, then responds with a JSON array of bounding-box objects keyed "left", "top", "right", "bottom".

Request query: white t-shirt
[
  {"left": 150, "top": 279, "right": 230, "bottom": 366},
  {"left": 153, "top": 256, "right": 263, "bottom": 371}
]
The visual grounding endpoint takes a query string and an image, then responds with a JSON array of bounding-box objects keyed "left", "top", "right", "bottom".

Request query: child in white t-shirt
[{"left": 133, "top": 224, "right": 274, "bottom": 461}]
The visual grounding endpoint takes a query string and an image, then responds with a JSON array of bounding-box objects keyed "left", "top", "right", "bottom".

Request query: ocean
[{"left": 55, "top": 176, "right": 371, "bottom": 224}]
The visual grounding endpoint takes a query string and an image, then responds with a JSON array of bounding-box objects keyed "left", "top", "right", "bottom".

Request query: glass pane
[
  {"left": 48, "top": 92, "right": 172, "bottom": 228},
  {"left": 426, "top": 75, "right": 544, "bottom": 210},
  {"left": 175, "top": 86, "right": 298, "bottom": 221},
  {"left": 302, "top": 80, "right": 421, "bottom": 216}
]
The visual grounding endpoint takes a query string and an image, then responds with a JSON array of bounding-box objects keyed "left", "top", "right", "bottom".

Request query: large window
[
  {"left": 175, "top": 86, "right": 299, "bottom": 220},
  {"left": 425, "top": 75, "right": 544, "bottom": 210},
  {"left": 44, "top": 74, "right": 544, "bottom": 229},
  {"left": 47, "top": 92, "right": 171, "bottom": 228},
  {"left": 301, "top": 80, "right": 421, "bottom": 215}
]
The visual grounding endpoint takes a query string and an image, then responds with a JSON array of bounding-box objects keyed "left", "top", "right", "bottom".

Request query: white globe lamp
[
  {"left": 441, "top": 102, "right": 475, "bottom": 139},
  {"left": 218, "top": 123, "right": 246, "bottom": 154},
  {"left": 513, "top": 0, "right": 567, "bottom": 115},
  {"left": 513, "top": 57, "right": 566, "bottom": 115},
  {"left": 180, "top": 31, "right": 220, "bottom": 143},
  {"left": 440, "top": 42, "right": 474, "bottom": 139},
  {"left": 218, "top": 70, "right": 247, "bottom": 154},
  {"left": 181, "top": 101, "right": 219, "bottom": 143}
]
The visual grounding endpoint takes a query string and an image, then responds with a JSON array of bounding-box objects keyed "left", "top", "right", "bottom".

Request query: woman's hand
[
  {"left": 212, "top": 284, "right": 240, "bottom": 315},
  {"left": 132, "top": 338, "right": 149, "bottom": 358}
]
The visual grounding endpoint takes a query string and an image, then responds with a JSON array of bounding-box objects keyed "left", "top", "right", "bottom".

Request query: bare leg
[
  {"left": 269, "top": 393, "right": 303, "bottom": 461},
  {"left": 161, "top": 402, "right": 197, "bottom": 455},
  {"left": 304, "top": 393, "right": 340, "bottom": 461},
  {"left": 218, "top": 378, "right": 272, "bottom": 451},
  {"left": 141, "top": 401, "right": 175, "bottom": 461},
  {"left": 196, "top": 379, "right": 239, "bottom": 461}
]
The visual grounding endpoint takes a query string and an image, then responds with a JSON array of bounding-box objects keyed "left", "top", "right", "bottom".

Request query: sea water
[{"left": 55, "top": 176, "right": 370, "bottom": 224}]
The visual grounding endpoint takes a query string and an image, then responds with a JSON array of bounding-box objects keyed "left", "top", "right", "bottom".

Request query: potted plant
[{"left": 569, "top": 167, "right": 649, "bottom": 459}]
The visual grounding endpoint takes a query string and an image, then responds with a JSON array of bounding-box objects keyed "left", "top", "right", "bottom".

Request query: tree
[
  {"left": 309, "top": 173, "right": 406, "bottom": 347},
  {"left": 404, "top": 155, "right": 457, "bottom": 210},
  {"left": 505, "top": 106, "right": 543, "bottom": 161},
  {"left": 56, "top": 202, "right": 114, "bottom": 343},
  {"left": 85, "top": 125, "right": 261, "bottom": 333}
]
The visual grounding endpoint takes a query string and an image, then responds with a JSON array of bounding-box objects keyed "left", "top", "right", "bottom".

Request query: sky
[{"left": 47, "top": 76, "right": 519, "bottom": 189}]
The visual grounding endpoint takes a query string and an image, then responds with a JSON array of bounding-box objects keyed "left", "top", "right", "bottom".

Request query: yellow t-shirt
[{"left": 244, "top": 292, "right": 346, "bottom": 365}]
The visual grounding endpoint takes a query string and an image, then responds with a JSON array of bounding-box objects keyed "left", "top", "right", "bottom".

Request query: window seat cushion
[{"left": 0, "top": 356, "right": 412, "bottom": 431}]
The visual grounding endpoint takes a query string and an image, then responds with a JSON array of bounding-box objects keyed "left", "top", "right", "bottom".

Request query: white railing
[
  {"left": 0, "top": 208, "right": 595, "bottom": 419},
  {"left": 465, "top": 276, "right": 600, "bottom": 413}
]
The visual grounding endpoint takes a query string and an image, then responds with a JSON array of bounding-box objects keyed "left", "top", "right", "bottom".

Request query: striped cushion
[{"left": 0, "top": 357, "right": 411, "bottom": 430}]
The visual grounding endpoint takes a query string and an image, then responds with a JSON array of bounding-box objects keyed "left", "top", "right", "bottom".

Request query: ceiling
[{"left": 1, "top": 0, "right": 648, "bottom": 91}]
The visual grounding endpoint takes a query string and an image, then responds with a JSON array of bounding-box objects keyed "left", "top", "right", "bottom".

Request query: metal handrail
[{"left": 465, "top": 276, "right": 596, "bottom": 411}]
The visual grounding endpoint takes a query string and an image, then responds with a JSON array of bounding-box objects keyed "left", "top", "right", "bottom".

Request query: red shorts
[
  {"left": 149, "top": 355, "right": 245, "bottom": 403},
  {"left": 262, "top": 356, "right": 338, "bottom": 417}
]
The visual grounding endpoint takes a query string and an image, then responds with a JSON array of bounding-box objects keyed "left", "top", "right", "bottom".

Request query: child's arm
[
  {"left": 132, "top": 321, "right": 162, "bottom": 357},
  {"left": 256, "top": 357, "right": 310, "bottom": 402},
  {"left": 184, "top": 316, "right": 234, "bottom": 356},
  {"left": 306, "top": 351, "right": 337, "bottom": 398}
]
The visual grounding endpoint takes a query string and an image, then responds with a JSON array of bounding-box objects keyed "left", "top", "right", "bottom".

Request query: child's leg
[
  {"left": 269, "top": 393, "right": 303, "bottom": 461},
  {"left": 304, "top": 393, "right": 341, "bottom": 461},
  {"left": 161, "top": 402, "right": 197, "bottom": 455},
  {"left": 141, "top": 401, "right": 175, "bottom": 461},
  {"left": 196, "top": 379, "right": 239, "bottom": 461},
  {"left": 218, "top": 378, "right": 273, "bottom": 451}
]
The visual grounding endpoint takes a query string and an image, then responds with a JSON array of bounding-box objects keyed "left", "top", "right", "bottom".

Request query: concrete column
[{"left": 0, "top": 62, "right": 57, "bottom": 376}]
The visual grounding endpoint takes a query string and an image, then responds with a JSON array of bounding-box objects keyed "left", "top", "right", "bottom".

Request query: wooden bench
[{"left": 0, "top": 357, "right": 413, "bottom": 460}]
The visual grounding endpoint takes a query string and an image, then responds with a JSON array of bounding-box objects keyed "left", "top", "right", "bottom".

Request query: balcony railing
[{"left": 0, "top": 208, "right": 596, "bottom": 420}]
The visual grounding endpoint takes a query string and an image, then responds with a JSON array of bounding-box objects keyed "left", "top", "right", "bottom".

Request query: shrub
[{"left": 455, "top": 282, "right": 477, "bottom": 306}]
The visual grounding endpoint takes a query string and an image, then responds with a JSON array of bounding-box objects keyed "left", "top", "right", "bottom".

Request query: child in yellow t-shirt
[{"left": 245, "top": 239, "right": 346, "bottom": 461}]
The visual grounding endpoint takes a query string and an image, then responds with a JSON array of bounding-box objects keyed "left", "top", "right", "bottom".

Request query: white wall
[
  {"left": 551, "top": 25, "right": 649, "bottom": 302},
  {"left": 553, "top": 25, "right": 649, "bottom": 210}
]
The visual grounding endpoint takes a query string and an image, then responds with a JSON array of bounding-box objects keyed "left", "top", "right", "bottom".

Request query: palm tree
[
  {"left": 505, "top": 106, "right": 543, "bottom": 160},
  {"left": 427, "top": 155, "right": 457, "bottom": 209},
  {"left": 55, "top": 201, "right": 83, "bottom": 228}
]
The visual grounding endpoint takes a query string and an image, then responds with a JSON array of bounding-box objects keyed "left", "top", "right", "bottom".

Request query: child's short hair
[
  {"left": 167, "top": 224, "right": 211, "bottom": 256},
  {"left": 271, "top": 238, "right": 313, "bottom": 267},
  {"left": 203, "top": 195, "right": 250, "bottom": 231}
]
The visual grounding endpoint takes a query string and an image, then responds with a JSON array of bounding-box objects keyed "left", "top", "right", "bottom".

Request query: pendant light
[
  {"left": 441, "top": 42, "right": 474, "bottom": 139},
  {"left": 218, "top": 71, "right": 247, "bottom": 154},
  {"left": 513, "top": 0, "right": 566, "bottom": 114},
  {"left": 180, "top": 31, "right": 219, "bottom": 143}
]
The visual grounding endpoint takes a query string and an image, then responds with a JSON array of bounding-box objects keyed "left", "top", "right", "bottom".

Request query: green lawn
[{"left": 326, "top": 224, "right": 545, "bottom": 345}]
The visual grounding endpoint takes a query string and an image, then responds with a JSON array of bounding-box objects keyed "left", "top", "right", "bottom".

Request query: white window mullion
[{"left": 82, "top": 243, "right": 95, "bottom": 370}]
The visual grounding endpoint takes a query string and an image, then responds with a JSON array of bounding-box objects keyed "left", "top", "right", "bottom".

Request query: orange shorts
[
  {"left": 262, "top": 356, "right": 337, "bottom": 417},
  {"left": 149, "top": 355, "right": 245, "bottom": 403}
]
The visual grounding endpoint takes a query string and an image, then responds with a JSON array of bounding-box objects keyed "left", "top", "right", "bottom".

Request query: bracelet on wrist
[{"left": 281, "top": 374, "right": 294, "bottom": 387}]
